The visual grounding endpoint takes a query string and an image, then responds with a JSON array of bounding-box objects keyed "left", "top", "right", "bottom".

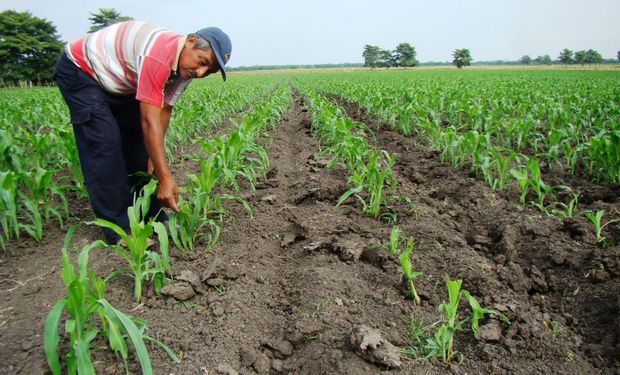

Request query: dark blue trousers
[{"left": 54, "top": 52, "right": 167, "bottom": 243}]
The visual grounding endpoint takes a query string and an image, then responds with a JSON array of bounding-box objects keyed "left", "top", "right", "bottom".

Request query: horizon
[{"left": 3, "top": 0, "right": 620, "bottom": 67}]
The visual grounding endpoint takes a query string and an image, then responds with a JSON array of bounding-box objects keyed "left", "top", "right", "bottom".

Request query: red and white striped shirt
[{"left": 66, "top": 21, "right": 190, "bottom": 107}]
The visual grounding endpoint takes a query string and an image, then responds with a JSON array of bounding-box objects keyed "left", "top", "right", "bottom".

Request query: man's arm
[
  {"left": 147, "top": 104, "right": 173, "bottom": 174},
  {"left": 140, "top": 102, "right": 179, "bottom": 212}
]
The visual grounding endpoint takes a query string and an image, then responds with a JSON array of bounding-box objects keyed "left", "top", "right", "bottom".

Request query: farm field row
[{"left": 0, "top": 68, "right": 618, "bottom": 374}]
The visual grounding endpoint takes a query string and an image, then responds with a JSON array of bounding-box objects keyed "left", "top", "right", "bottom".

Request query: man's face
[{"left": 178, "top": 35, "right": 219, "bottom": 79}]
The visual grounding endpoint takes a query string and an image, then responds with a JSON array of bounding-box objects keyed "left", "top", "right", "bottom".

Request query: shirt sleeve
[
  {"left": 164, "top": 79, "right": 190, "bottom": 106},
  {"left": 135, "top": 56, "right": 170, "bottom": 107}
]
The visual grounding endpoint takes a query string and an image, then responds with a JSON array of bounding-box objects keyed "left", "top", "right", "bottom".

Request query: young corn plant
[
  {"left": 462, "top": 290, "right": 500, "bottom": 334},
  {"left": 425, "top": 277, "right": 465, "bottom": 363},
  {"left": 337, "top": 150, "right": 397, "bottom": 221},
  {"left": 44, "top": 227, "right": 178, "bottom": 375},
  {"left": 168, "top": 192, "right": 222, "bottom": 252},
  {"left": 583, "top": 210, "right": 620, "bottom": 243},
  {"left": 92, "top": 179, "right": 171, "bottom": 302},
  {"left": 0, "top": 171, "right": 19, "bottom": 249},
  {"left": 399, "top": 237, "right": 422, "bottom": 305},
  {"left": 388, "top": 226, "right": 402, "bottom": 255}
]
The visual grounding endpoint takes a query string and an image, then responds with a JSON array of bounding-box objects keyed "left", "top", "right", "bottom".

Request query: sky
[{"left": 2, "top": 0, "right": 619, "bottom": 66}]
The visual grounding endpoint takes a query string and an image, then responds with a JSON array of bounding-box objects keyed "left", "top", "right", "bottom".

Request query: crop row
[
  {"left": 295, "top": 84, "right": 408, "bottom": 221},
  {"left": 295, "top": 70, "right": 619, "bottom": 220},
  {"left": 43, "top": 83, "right": 292, "bottom": 373},
  {"left": 0, "top": 77, "right": 278, "bottom": 249}
]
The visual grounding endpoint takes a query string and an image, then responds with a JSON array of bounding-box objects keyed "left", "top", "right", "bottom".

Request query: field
[{"left": 0, "top": 68, "right": 619, "bottom": 374}]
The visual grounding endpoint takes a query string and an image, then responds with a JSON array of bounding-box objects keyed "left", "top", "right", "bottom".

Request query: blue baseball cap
[{"left": 196, "top": 27, "right": 231, "bottom": 81}]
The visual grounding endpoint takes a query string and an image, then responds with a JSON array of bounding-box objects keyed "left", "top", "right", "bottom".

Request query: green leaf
[
  {"left": 44, "top": 298, "right": 67, "bottom": 375},
  {"left": 98, "top": 299, "right": 153, "bottom": 375}
]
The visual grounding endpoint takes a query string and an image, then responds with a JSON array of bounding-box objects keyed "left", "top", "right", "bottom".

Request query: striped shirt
[{"left": 66, "top": 21, "right": 190, "bottom": 107}]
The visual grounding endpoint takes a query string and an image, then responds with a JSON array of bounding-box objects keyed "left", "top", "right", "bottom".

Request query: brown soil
[{"left": 0, "top": 93, "right": 618, "bottom": 375}]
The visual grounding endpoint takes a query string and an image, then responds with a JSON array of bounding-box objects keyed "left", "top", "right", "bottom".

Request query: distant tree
[
  {"left": 617, "top": 50, "right": 620, "bottom": 62},
  {"left": 89, "top": 8, "right": 132, "bottom": 32},
  {"left": 362, "top": 44, "right": 381, "bottom": 68},
  {"left": 585, "top": 49, "right": 603, "bottom": 65},
  {"left": 574, "top": 50, "right": 587, "bottom": 65},
  {"left": 393, "top": 43, "right": 418, "bottom": 68},
  {"left": 520, "top": 55, "right": 532, "bottom": 65},
  {"left": 452, "top": 48, "right": 472, "bottom": 68},
  {"left": 533, "top": 55, "right": 552, "bottom": 65},
  {"left": 0, "top": 10, "right": 63, "bottom": 84},
  {"left": 377, "top": 49, "right": 395, "bottom": 68},
  {"left": 558, "top": 49, "right": 574, "bottom": 65}
]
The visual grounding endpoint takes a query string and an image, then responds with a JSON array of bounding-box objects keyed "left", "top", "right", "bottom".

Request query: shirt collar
[{"left": 172, "top": 36, "right": 187, "bottom": 72}]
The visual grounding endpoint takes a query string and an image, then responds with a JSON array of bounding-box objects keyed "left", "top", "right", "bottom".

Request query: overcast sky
[{"left": 3, "top": 0, "right": 619, "bottom": 66}]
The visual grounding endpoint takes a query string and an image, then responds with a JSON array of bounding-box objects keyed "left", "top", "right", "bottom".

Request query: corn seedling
[
  {"left": 462, "top": 290, "right": 503, "bottom": 334},
  {"left": 92, "top": 180, "right": 171, "bottom": 302},
  {"left": 44, "top": 227, "right": 178, "bottom": 375},
  {"left": 582, "top": 210, "right": 620, "bottom": 243},
  {"left": 425, "top": 277, "right": 465, "bottom": 363},
  {"left": 399, "top": 238, "right": 422, "bottom": 305},
  {"left": 388, "top": 226, "right": 401, "bottom": 255},
  {"left": 337, "top": 150, "right": 397, "bottom": 221}
]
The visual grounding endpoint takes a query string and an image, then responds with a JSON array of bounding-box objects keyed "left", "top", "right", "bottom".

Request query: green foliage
[
  {"left": 88, "top": 8, "right": 133, "bottom": 32},
  {"left": 363, "top": 43, "right": 418, "bottom": 68},
  {"left": 452, "top": 48, "right": 472, "bottom": 69},
  {"left": 574, "top": 49, "right": 604, "bottom": 65},
  {"left": 583, "top": 210, "right": 620, "bottom": 243},
  {"left": 393, "top": 43, "right": 418, "bottom": 67},
  {"left": 300, "top": 88, "right": 403, "bottom": 220},
  {"left": 534, "top": 55, "right": 553, "bottom": 65},
  {"left": 92, "top": 180, "right": 171, "bottom": 302},
  {"left": 399, "top": 238, "right": 422, "bottom": 305},
  {"left": 400, "top": 276, "right": 508, "bottom": 363},
  {"left": 362, "top": 45, "right": 381, "bottom": 68},
  {"left": 44, "top": 227, "right": 178, "bottom": 375},
  {"left": 520, "top": 55, "right": 532, "bottom": 65},
  {"left": 0, "top": 10, "right": 63, "bottom": 84},
  {"left": 558, "top": 49, "right": 574, "bottom": 65}
]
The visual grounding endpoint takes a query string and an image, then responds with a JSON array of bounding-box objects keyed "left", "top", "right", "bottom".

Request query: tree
[
  {"left": 452, "top": 48, "right": 472, "bottom": 68},
  {"left": 575, "top": 49, "right": 603, "bottom": 65},
  {"left": 574, "top": 50, "right": 587, "bottom": 65},
  {"left": 558, "top": 49, "right": 574, "bottom": 65},
  {"left": 520, "top": 55, "right": 532, "bottom": 65},
  {"left": 362, "top": 45, "right": 381, "bottom": 68},
  {"left": 585, "top": 49, "right": 603, "bottom": 65},
  {"left": 393, "top": 43, "right": 418, "bottom": 68},
  {"left": 377, "top": 49, "right": 395, "bottom": 68},
  {"left": 617, "top": 50, "right": 620, "bottom": 62},
  {"left": 89, "top": 8, "right": 132, "bottom": 32},
  {"left": 533, "top": 55, "right": 552, "bottom": 65},
  {"left": 0, "top": 10, "right": 63, "bottom": 84}
]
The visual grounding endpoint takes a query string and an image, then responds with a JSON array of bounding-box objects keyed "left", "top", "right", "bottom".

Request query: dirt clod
[
  {"left": 160, "top": 281, "right": 196, "bottom": 301},
  {"left": 215, "top": 363, "right": 239, "bottom": 375},
  {"left": 350, "top": 325, "right": 402, "bottom": 369}
]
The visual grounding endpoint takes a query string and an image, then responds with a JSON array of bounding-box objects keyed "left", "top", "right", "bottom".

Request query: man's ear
[{"left": 185, "top": 35, "right": 197, "bottom": 48}]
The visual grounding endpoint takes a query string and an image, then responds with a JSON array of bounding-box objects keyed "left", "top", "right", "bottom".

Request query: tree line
[
  {"left": 1, "top": 8, "right": 619, "bottom": 84},
  {"left": 520, "top": 49, "right": 605, "bottom": 66},
  {"left": 0, "top": 8, "right": 131, "bottom": 85}
]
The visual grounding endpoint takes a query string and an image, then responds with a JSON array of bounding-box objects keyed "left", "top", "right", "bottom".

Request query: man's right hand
[{"left": 157, "top": 176, "right": 179, "bottom": 212}]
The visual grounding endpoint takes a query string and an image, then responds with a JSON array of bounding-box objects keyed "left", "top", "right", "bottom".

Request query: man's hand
[{"left": 158, "top": 176, "right": 179, "bottom": 212}]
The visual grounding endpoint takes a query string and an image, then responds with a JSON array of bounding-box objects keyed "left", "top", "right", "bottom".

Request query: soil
[{"left": 1, "top": 92, "right": 619, "bottom": 375}]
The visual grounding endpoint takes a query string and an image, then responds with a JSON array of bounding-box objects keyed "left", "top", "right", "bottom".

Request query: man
[{"left": 54, "top": 21, "right": 232, "bottom": 244}]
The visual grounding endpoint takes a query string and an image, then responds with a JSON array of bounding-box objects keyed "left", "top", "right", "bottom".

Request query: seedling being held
[{"left": 92, "top": 180, "right": 171, "bottom": 302}]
